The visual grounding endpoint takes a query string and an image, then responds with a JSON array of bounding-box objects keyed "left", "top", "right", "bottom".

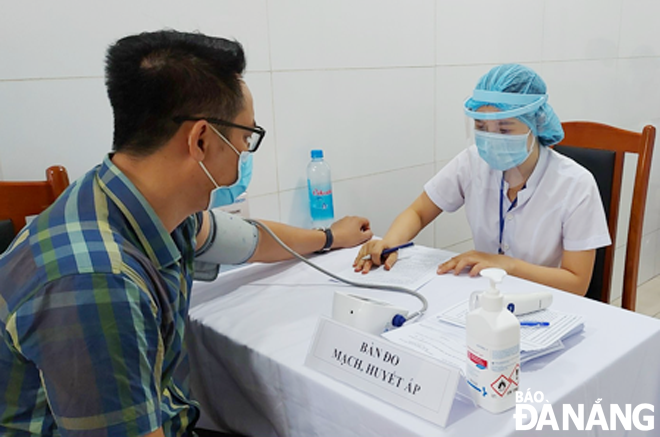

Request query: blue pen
[
  {"left": 520, "top": 321, "right": 550, "bottom": 327},
  {"left": 361, "top": 242, "right": 414, "bottom": 260}
]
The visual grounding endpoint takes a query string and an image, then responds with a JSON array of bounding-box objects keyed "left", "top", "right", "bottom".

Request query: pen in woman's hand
[{"left": 361, "top": 242, "right": 414, "bottom": 261}]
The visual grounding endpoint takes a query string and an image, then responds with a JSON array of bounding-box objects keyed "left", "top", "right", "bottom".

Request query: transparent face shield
[
  {"left": 464, "top": 90, "right": 547, "bottom": 188},
  {"left": 461, "top": 90, "right": 548, "bottom": 256}
]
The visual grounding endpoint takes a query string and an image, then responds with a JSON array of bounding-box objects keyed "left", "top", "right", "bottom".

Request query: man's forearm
[{"left": 248, "top": 220, "right": 326, "bottom": 262}]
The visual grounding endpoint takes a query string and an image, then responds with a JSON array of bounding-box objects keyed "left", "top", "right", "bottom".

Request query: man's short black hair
[{"left": 105, "top": 30, "right": 246, "bottom": 155}]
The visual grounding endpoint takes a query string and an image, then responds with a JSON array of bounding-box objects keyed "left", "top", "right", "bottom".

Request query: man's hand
[
  {"left": 329, "top": 216, "right": 373, "bottom": 249},
  {"left": 437, "top": 250, "right": 515, "bottom": 277}
]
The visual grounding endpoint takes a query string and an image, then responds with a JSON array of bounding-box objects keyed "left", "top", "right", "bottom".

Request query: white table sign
[{"left": 305, "top": 317, "right": 461, "bottom": 428}]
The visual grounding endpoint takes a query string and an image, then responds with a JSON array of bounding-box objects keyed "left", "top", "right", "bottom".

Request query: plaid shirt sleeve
[{"left": 6, "top": 272, "right": 165, "bottom": 437}]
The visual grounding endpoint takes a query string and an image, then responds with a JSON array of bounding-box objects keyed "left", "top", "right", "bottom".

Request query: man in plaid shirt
[{"left": 0, "top": 30, "right": 372, "bottom": 437}]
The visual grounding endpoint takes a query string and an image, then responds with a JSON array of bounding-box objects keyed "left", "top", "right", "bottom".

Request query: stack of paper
[
  {"left": 435, "top": 300, "right": 584, "bottom": 356},
  {"left": 383, "top": 300, "right": 584, "bottom": 373}
]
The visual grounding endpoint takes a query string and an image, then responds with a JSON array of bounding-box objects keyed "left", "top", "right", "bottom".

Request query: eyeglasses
[{"left": 173, "top": 116, "right": 266, "bottom": 153}]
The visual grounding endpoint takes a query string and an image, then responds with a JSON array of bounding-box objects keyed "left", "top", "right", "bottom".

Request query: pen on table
[
  {"left": 361, "top": 242, "right": 414, "bottom": 261},
  {"left": 520, "top": 321, "right": 550, "bottom": 327}
]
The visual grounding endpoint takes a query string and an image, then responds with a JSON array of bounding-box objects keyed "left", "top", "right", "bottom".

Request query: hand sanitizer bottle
[{"left": 466, "top": 268, "right": 520, "bottom": 413}]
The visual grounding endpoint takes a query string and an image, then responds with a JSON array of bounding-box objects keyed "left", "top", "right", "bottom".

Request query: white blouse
[{"left": 424, "top": 145, "right": 611, "bottom": 267}]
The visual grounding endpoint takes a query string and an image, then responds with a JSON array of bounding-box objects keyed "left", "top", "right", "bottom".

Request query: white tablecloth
[{"left": 186, "top": 247, "right": 660, "bottom": 437}]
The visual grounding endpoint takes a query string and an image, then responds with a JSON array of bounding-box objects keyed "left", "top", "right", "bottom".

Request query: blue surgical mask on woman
[
  {"left": 199, "top": 126, "right": 253, "bottom": 209},
  {"left": 474, "top": 130, "right": 534, "bottom": 171}
]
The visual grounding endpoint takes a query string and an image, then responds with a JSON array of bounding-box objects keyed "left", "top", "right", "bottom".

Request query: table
[{"left": 186, "top": 247, "right": 660, "bottom": 437}]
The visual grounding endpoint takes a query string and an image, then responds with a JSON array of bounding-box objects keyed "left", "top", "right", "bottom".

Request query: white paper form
[
  {"left": 517, "top": 311, "right": 584, "bottom": 350},
  {"left": 433, "top": 300, "right": 584, "bottom": 351},
  {"left": 382, "top": 318, "right": 466, "bottom": 371},
  {"left": 333, "top": 245, "right": 454, "bottom": 290}
]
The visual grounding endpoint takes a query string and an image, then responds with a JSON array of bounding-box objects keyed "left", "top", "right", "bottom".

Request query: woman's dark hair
[{"left": 105, "top": 30, "right": 246, "bottom": 155}]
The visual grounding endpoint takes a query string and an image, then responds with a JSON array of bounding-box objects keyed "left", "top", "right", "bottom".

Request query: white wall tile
[
  {"left": 0, "top": 0, "right": 270, "bottom": 80},
  {"left": 244, "top": 73, "right": 278, "bottom": 196},
  {"left": 272, "top": 68, "right": 435, "bottom": 191},
  {"left": 614, "top": 154, "right": 637, "bottom": 249},
  {"left": 639, "top": 231, "right": 657, "bottom": 285},
  {"left": 0, "top": 78, "right": 112, "bottom": 182},
  {"left": 278, "top": 187, "right": 309, "bottom": 228},
  {"left": 436, "top": 0, "right": 544, "bottom": 66},
  {"left": 610, "top": 244, "right": 625, "bottom": 302},
  {"left": 615, "top": 58, "right": 660, "bottom": 130},
  {"left": 543, "top": 0, "right": 621, "bottom": 61},
  {"left": 334, "top": 165, "right": 435, "bottom": 247},
  {"left": 435, "top": 64, "right": 500, "bottom": 162},
  {"left": 643, "top": 142, "right": 660, "bottom": 236},
  {"left": 655, "top": 231, "right": 660, "bottom": 277},
  {"left": 643, "top": 187, "right": 660, "bottom": 237},
  {"left": 268, "top": 0, "right": 435, "bottom": 70},
  {"left": 278, "top": 164, "right": 435, "bottom": 249},
  {"left": 542, "top": 60, "right": 619, "bottom": 126},
  {"left": 444, "top": 239, "right": 475, "bottom": 255},
  {"left": 0, "top": 75, "right": 276, "bottom": 191},
  {"left": 248, "top": 193, "right": 281, "bottom": 221},
  {"left": 619, "top": 0, "right": 660, "bottom": 58}
]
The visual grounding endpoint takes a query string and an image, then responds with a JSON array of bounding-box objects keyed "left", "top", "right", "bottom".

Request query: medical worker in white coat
[{"left": 354, "top": 64, "right": 611, "bottom": 295}]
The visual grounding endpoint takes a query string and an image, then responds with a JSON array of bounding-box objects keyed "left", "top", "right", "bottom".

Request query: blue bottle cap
[{"left": 311, "top": 149, "right": 324, "bottom": 159}]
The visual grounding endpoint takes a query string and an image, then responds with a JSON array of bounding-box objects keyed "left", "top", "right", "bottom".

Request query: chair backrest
[
  {"left": 0, "top": 165, "right": 70, "bottom": 237},
  {"left": 0, "top": 219, "right": 14, "bottom": 254},
  {"left": 552, "top": 145, "right": 615, "bottom": 304},
  {"left": 553, "top": 122, "right": 655, "bottom": 311}
]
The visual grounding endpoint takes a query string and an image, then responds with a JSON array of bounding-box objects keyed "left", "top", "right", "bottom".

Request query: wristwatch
[{"left": 315, "top": 227, "right": 334, "bottom": 253}]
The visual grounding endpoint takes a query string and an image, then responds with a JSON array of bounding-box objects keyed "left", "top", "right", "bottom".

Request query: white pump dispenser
[
  {"left": 471, "top": 291, "right": 553, "bottom": 315},
  {"left": 466, "top": 268, "right": 520, "bottom": 413}
]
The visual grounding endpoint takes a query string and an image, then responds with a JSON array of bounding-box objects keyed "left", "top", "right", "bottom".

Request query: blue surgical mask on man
[
  {"left": 474, "top": 130, "right": 533, "bottom": 171},
  {"left": 199, "top": 125, "right": 253, "bottom": 209}
]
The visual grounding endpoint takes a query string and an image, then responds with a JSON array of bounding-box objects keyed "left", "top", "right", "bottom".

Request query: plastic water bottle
[{"left": 307, "top": 149, "right": 334, "bottom": 228}]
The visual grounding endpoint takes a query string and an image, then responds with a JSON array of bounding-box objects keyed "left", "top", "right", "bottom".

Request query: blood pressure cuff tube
[{"left": 193, "top": 209, "right": 259, "bottom": 281}]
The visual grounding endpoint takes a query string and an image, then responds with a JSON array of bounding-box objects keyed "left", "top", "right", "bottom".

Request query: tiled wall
[{"left": 1, "top": 0, "right": 660, "bottom": 299}]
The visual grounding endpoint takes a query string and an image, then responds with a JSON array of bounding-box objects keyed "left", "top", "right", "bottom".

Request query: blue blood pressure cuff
[{"left": 193, "top": 209, "right": 259, "bottom": 281}]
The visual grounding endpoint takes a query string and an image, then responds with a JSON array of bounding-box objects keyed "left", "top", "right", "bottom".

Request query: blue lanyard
[{"left": 499, "top": 177, "right": 519, "bottom": 255}]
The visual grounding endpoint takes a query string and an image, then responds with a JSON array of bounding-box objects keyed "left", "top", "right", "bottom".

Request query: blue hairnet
[{"left": 464, "top": 64, "right": 564, "bottom": 146}]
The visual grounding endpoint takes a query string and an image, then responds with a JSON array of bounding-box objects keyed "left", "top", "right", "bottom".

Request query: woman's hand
[
  {"left": 437, "top": 250, "right": 515, "bottom": 276},
  {"left": 352, "top": 239, "right": 399, "bottom": 274}
]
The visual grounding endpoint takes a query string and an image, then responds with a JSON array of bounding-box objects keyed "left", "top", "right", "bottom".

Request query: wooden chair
[
  {"left": 553, "top": 122, "right": 655, "bottom": 311},
  {"left": 0, "top": 165, "right": 70, "bottom": 243}
]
